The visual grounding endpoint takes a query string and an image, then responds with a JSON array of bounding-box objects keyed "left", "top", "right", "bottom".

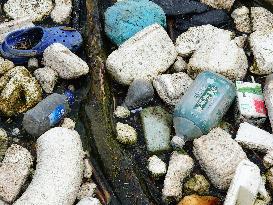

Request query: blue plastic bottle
[{"left": 173, "top": 71, "right": 236, "bottom": 141}]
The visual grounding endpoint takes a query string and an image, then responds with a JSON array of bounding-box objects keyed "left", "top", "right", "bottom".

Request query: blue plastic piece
[
  {"left": 48, "top": 104, "right": 66, "bottom": 126},
  {"left": 0, "top": 26, "right": 83, "bottom": 64},
  {"left": 104, "top": 0, "right": 166, "bottom": 46}
]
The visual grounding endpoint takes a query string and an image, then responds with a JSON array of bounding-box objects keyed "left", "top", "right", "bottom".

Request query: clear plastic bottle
[
  {"left": 23, "top": 90, "right": 75, "bottom": 137},
  {"left": 173, "top": 71, "right": 236, "bottom": 141}
]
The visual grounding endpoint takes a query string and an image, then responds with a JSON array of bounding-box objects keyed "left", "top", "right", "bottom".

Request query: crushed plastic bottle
[
  {"left": 173, "top": 71, "right": 236, "bottom": 141},
  {"left": 23, "top": 90, "right": 75, "bottom": 137}
]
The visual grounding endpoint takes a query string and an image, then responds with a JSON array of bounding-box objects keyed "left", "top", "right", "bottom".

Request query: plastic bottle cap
[{"left": 173, "top": 117, "right": 203, "bottom": 141}]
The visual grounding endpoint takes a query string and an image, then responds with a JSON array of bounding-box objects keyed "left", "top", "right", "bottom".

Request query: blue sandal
[{"left": 0, "top": 26, "right": 83, "bottom": 64}]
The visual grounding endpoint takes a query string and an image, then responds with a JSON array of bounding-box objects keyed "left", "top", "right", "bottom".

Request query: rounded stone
[
  {"left": 116, "top": 122, "right": 137, "bottom": 145},
  {"left": 4, "top": 0, "right": 53, "bottom": 22},
  {"left": 183, "top": 174, "right": 210, "bottom": 195},
  {"left": 104, "top": 0, "right": 166, "bottom": 45}
]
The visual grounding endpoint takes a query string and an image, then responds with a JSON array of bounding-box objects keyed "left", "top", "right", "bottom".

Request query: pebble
[
  {"left": 193, "top": 128, "right": 247, "bottom": 190},
  {"left": 172, "top": 57, "right": 188, "bottom": 73},
  {"left": 263, "top": 150, "right": 273, "bottom": 169},
  {"left": 116, "top": 122, "right": 137, "bottom": 145},
  {"left": 124, "top": 79, "right": 154, "bottom": 109},
  {"left": 114, "top": 106, "right": 130, "bottom": 118},
  {"left": 162, "top": 152, "right": 194, "bottom": 202},
  {"left": 183, "top": 174, "right": 210, "bottom": 196},
  {"left": 0, "top": 128, "right": 8, "bottom": 161},
  {"left": 224, "top": 160, "right": 262, "bottom": 205},
  {"left": 0, "top": 66, "right": 42, "bottom": 116},
  {"left": 141, "top": 106, "right": 172, "bottom": 153},
  {"left": 175, "top": 25, "right": 233, "bottom": 57},
  {"left": 231, "top": 6, "right": 251, "bottom": 33},
  {"left": 61, "top": 118, "right": 76, "bottom": 130},
  {"left": 4, "top": 0, "right": 53, "bottom": 22},
  {"left": 104, "top": 0, "right": 166, "bottom": 46},
  {"left": 34, "top": 67, "right": 58, "bottom": 94},
  {"left": 188, "top": 37, "right": 248, "bottom": 80},
  {"left": 235, "top": 122, "right": 273, "bottom": 153},
  {"left": 0, "top": 57, "right": 14, "bottom": 75},
  {"left": 0, "top": 144, "right": 32, "bottom": 203},
  {"left": 77, "top": 182, "right": 97, "bottom": 200},
  {"left": 249, "top": 30, "right": 273, "bottom": 75},
  {"left": 51, "top": 0, "right": 72, "bottom": 23},
  {"left": 267, "top": 168, "right": 273, "bottom": 190},
  {"left": 11, "top": 128, "right": 20, "bottom": 136},
  {"left": 28, "top": 58, "right": 39, "bottom": 70},
  {"left": 43, "top": 43, "right": 89, "bottom": 80},
  {"left": 77, "top": 197, "right": 101, "bottom": 205},
  {"left": 178, "top": 195, "right": 220, "bottom": 205},
  {"left": 153, "top": 72, "right": 193, "bottom": 106},
  {"left": 200, "top": 0, "right": 235, "bottom": 10},
  {"left": 171, "top": 135, "right": 185, "bottom": 150},
  {"left": 251, "top": 7, "right": 273, "bottom": 32},
  {"left": 106, "top": 24, "right": 177, "bottom": 85},
  {"left": 175, "top": 9, "right": 231, "bottom": 32},
  {"left": 0, "top": 17, "right": 34, "bottom": 43},
  {"left": 83, "top": 158, "right": 93, "bottom": 179},
  {"left": 14, "top": 127, "right": 84, "bottom": 205},
  {"left": 151, "top": 0, "right": 209, "bottom": 16},
  {"left": 147, "top": 155, "right": 167, "bottom": 177}
]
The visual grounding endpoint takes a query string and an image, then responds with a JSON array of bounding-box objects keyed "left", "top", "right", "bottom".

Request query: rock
[
  {"left": 235, "top": 122, "right": 273, "bottom": 153},
  {"left": 193, "top": 128, "right": 247, "bottom": 190},
  {"left": 178, "top": 195, "right": 220, "bottom": 205},
  {"left": 171, "top": 136, "right": 185, "bottom": 150},
  {"left": 106, "top": 24, "right": 177, "bottom": 85},
  {"left": 0, "top": 57, "right": 14, "bottom": 75},
  {"left": 114, "top": 106, "right": 130, "bottom": 118},
  {"left": 233, "top": 35, "right": 247, "bottom": 48},
  {"left": 153, "top": 72, "right": 193, "bottom": 105},
  {"left": 172, "top": 57, "right": 188, "bottom": 73},
  {"left": 231, "top": 6, "right": 251, "bottom": 33},
  {"left": 0, "top": 129, "right": 8, "bottom": 161},
  {"left": 263, "top": 150, "right": 273, "bottom": 169},
  {"left": 147, "top": 155, "right": 167, "bottom": 177},
  {"left": 141, "top": 106, "right": 172, "bottom": 153},
  {"left": 162, "top": 152, "right": 194, "bottom": 202},
  {"left": 183, "top": 174, "right": 210, "bottom": 196},
  {"left": 267, "top": 167, "right": 273, "bottom": 190},
  {"left": 250, "top": 30, "right": 273, "bottom": 75},
  {"left": 175, "top": 9, "right": 231, "bottom": 32},
  {"left": 151, "top": 0, "right": 209, "bottom": 16},
  {"left": 11, "top": 128, "right": 20, "bottom": 136},
  {"left": 0, "top": 17, "right": 34, "bottom": 43},
  {"left": 224, "top": 160, "right": 262, "bottom": 205},
  {"left": 264, "top": 74, "right": 273, "bottom": 131},
  {"left": 116, "top": 122, "right": 137, "bottom": 145},
  {"left": 77, "top": 197, "right": 101, "bottom": 205},
  {"left": 83, "top": 158, "right": 93, "bottom": 179},
  {"left": 0, "top": 144, "right": 33, "bottom": 203},
  {"left": 28, "top": 58, "right": 39, "bottom": 69},
  {"left": 14, "top": 127, "right": 84, "bottom": 205},
  {"left": 51, "top": 0, "right": 72, "bottom": 23},
  {"left": 104, "top": 0, "right": 166, "bottom": 46},
  {"left": 175, "top": 25, "right": 233, "bottom": 57},
  {"left": 77, "top": 182, "right": 97, "bottom": 200},
  {"left": 124, "top": 79, "right": 154, "bottom": 109},
  {"left": 251, "top": 7, "right": 273, "bottom": 32},
  {"left": 61, "top": 118, "right": 76, "bottom": 130},
  {"left": 4, "top": 0, "right": 53, "bottom": 22},
  {"left": 200, "top": 0, "right": 235, "bottom": 10},
  {"left": 0, "top": 66, "right": 42, "bottom": 116},
  {"left": 188, "top": 37, "right": 248, "bottom": 81},
  {"left": 34, "top": 67, "right": 58, "bottom": 93},
  {"left": 43, "top": 43, "right": 89, "bottom": 80}
]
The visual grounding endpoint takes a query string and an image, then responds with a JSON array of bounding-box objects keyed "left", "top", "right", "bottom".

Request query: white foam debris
[{"left": 148, "top": 155, "right": 167, "bottom": 177}]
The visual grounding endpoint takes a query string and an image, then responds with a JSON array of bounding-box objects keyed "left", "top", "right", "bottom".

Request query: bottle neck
[{"left": 64, "top": 90, "right": 75, "bottom": 106}]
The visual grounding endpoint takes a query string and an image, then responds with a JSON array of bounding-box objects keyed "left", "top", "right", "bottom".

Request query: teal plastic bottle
[{"left": 173, "top": 71, "right": 236, "bottom": 141}]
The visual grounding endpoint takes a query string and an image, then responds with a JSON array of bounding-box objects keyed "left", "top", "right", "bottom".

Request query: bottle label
[{"left": 48, "top": 105, "right": 66, "bottom": 126}]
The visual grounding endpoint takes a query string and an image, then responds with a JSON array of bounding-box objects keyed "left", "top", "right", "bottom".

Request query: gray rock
[
  {"left": 51, "top": 0, "right": 72, "bottom": 24},
  {"left": 114, "top": 106, "right": 130, "bottom": 118},
  {"left": 172, "top": 57, "right": 188, "bottom": 73},
  {"left": 231, "top": 6, "right": 251, "bottom": 33},
  {"left": 106, "top": 24, "right": 177, "bottom": 85},
  {"left": 251, "top": 7, "right": 273, "bottom": 32},
  {"left": 153, "top": 72, "right": 193, "bottom": 105},
  {"left": 141, "top": 106, "right": 172, "bottom": 153},
  {"left": 193, "top": 128, "right": 247, "bottom": 190},
  {"left": 124, "top": 79, "right": 154, "bottom": 109},
  {"left": 200, "top": 0, "right": 235, "bottom": 10},
  {"left": 34, "top": 67, "right": 58, "bottom": 93},
  {"left": 61, "top": 118, "right": 76, "bottom": 130}
]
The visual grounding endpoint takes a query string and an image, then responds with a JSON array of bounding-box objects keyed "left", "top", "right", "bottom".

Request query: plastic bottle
[
  {"left": 173, "top": 71, "right": 236, "bottom": 141},
  {"left": 23, "top": 90, "right": 75, "bottom": 137}
]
